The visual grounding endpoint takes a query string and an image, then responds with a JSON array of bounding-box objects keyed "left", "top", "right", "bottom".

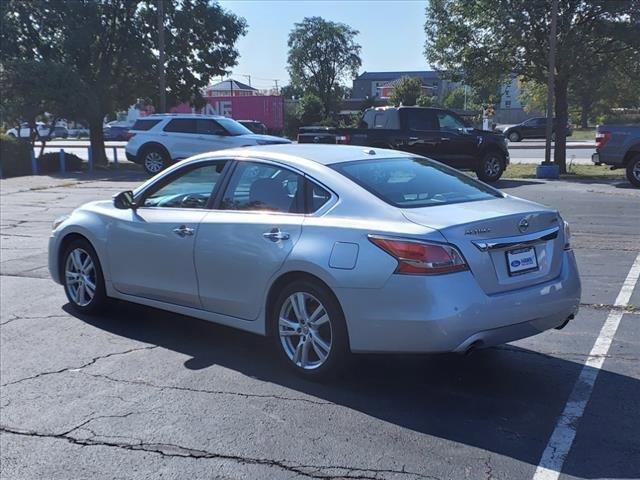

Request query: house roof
[
  {"left": 356, "top": 71, "right": 442, "bottom": 81},
  {"left": 206, "top": 79, "right": 257, "bottom": 91}
]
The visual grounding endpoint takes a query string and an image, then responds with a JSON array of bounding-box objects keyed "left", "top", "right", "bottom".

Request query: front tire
[
  {"left": 476, "top": 152, "right": 505, "bottom": 183},
  {"left": 62, "top": 238, "right": 108, "bottom": 314},
  {"left": 508, "top": 131, "right": 521, "bottom": 142},
  {"left": 141, "top": 146, "right": 169, "bottom": 175},
  {"left": 271, "top": 279, "right": 348, "bottom": 380},
  {"left": 626, "top": 154, "right": 640, "bottom": 187}
]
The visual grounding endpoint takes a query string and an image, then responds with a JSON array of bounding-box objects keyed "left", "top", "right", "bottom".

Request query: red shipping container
[{"left": 172, "top": 95, "right": 284, "bottom": 132}]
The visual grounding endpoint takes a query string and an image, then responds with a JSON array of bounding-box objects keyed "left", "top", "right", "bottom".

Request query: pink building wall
[{"left": 172, "top": 95, "right": 284, "bottom": 131}]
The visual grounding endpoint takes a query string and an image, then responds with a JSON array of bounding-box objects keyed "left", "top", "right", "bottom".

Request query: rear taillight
[
  {"left": 336, "top": 134, "right": 350, "bottom": 144},
  {"left": 369, "top": 235, "right": 468, "bottom": 275},
  {"left": 595, "top": 131, "right": 611, "bottom": 151},
  {"left": 563, "top": 220, "right": 572, "bottom": 250},
  {"left": 124, "top": 132, "right": 135, "bottom": 141}
]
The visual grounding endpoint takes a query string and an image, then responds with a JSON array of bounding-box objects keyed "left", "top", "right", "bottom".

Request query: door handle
[
  {"left": 263, "top": 228, "right": 290, "bottom": 242},
  {"left": 173, "top": 225, "right": 194, "bottom": 237}
]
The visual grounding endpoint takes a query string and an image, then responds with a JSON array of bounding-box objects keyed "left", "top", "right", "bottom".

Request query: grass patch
[
  {"left": 569, "top": 128, "right": 596, "bottom": 141},
  {"left": 503, "top": 163, "right": 625, "bottom": 180}
]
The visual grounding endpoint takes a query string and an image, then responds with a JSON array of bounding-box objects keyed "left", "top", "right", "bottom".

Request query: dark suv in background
[{"left": 298, "top": 107, "right": 510, "bottom": 182}]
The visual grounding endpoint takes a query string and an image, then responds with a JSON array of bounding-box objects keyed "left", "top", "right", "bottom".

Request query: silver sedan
[{"left": 49, "top": 145, "right": 581, "bottom": 379}]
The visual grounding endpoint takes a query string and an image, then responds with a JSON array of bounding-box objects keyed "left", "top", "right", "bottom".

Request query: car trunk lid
[{"left": 402, "top": 198, "right": 564, "bottom": 294}]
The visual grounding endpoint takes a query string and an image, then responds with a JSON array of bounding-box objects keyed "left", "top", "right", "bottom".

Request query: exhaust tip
[{"left": 555, "top": 314, "right": 574, "bottom": 330}]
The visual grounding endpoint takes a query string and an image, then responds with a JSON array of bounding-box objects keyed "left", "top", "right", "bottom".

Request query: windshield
[
  {"left": 216, "top": 118, "right": 253, "bottom": 136},
  {"left": 331, "top": 157, "right": 502, "bottom": 208}
]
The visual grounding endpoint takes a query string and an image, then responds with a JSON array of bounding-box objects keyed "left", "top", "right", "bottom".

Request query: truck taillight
[
  {"left": 124, "top": 132, "right": 136, "bottom": 141},
  {"left": 336, "top": 134, "right": 350, "bottom": 144},
  {"left": 369, "top": 235, "right": 468, "bottom": 275},
  {"left": 595, "top": 131, "right": 611, "bottom": 151}
]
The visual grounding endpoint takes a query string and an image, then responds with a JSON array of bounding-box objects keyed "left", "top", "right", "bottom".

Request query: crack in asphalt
[
  {"left": 81, "top": 371, "right": 334, "bottom": 406},
  {"left": 0, "top": 345, "right": 158, "bottom": 388},
  {"left": 0, "top": 313, "right": 67, "bottom": 326},
  {"left": 493, "top": 345, "right": 638, "bottom": 361},
  {"left": 579, "top": 302, "right": 638, "bottom": 313},
  {"left": 0, "top": 425, "right": 435, "bottom": 479}
]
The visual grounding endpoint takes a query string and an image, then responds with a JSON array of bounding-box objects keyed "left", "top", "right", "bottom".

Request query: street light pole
[
  {"left": 543, "top": 0, "right": 558, "bottom": 164},
  {"left": 158, "top": 0, "right": 166, "bottom": 113}
]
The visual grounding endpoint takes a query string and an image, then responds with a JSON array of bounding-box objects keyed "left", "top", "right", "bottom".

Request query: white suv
[{"left": 125, "top": 114, "right": 291, "bottom": 175}]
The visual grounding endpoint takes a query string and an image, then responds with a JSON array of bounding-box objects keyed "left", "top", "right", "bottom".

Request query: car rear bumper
[
  {"left": 125, "top": 151, "right": 139, "bottom": 164},
  {"left": 335, "top": 250, "right": 581, "bottom": 353}
]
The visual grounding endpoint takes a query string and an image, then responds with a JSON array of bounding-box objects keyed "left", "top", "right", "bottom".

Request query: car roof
[
  {"left": 202, "top": 144, "right": 418, "bottom": 166},
  {"left": 145, "top": 113, "right": 226, "bottom": 120}
]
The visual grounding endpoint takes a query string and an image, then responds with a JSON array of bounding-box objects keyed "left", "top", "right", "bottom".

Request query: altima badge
[{"left": 465, "top": 227, "right": 491, "bottom": 235}]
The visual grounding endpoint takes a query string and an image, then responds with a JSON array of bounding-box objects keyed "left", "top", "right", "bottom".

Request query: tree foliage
[
  {"left": 0, "top": 0, "right": 246, "bottom": 165},
  {"left": 425, "top": 0, "right": 640, "bottom": 171},
  {"left": 388, "top": 77, "right": 423, "bottom": 106},
  {"left": 287, "top": 16, "right": 361, "bottom": 116}
]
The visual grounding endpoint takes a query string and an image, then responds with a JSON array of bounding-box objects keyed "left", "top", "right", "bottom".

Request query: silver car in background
[{"left": 49, "top": 145, "right": 581, "bottom": 379}]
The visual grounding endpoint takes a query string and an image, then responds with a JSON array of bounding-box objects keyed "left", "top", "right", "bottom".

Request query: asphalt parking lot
[{"left": 1, "top": 171, "right": 639, "bottom": 480}]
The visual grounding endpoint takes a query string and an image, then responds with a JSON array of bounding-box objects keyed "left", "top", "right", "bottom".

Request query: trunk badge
[
  {"left": 518, "top": 218, "right": 530, "bottom": 233},
  {"left": 465, "top": 227, "right": 491, "bottom": 235}
]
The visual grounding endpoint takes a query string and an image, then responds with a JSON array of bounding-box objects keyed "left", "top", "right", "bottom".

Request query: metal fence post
[
  {"left": 88, "top": 146, "right": 93, "bottom": 172},
  {"left": 31, "top": 150, "right": 38, "bottom": 175},
  {"left": 113, "top": 147, "right": 118, "bottom": 169},
  {"left": 59, "top": 149, "right": 66, "bottom": 173}
]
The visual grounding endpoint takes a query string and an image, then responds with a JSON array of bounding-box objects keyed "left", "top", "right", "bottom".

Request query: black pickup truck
[{"left": 298, "top": 106, "right": 510, "bottom": 182}]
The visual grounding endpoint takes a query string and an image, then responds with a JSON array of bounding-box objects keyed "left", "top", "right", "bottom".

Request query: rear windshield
[
  {"left": 132, "top": 119, "right": 161, "bottom": 131},
  {"left": 331, "top": 157, "right": 501, "bottom": 208}
]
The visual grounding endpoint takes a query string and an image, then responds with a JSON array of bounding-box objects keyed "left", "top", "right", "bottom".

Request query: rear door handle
[
  {"left": 173, "top": 225, "right": 194, "bottom": 237},
  {"left": 263, "top": 228, "right": 290, "bottom": 242}
]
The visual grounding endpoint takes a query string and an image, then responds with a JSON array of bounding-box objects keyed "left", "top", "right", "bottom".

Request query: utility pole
[
  {"left": 157, "top": 0, "right": 166, "bottom": 113},
  {"left": 543, "top": 0, "right": 558, "bottom": 164},
  {"left": 274, "top": 79, "right": 279, "bottom": 94}
]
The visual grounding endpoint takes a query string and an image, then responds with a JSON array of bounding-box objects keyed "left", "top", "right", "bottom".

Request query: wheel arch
[
  {"left": 623, "top": 144, "right": 640, "bottom": 165},
  {"left": 264, "top": 270, "right": 347, "bottom": 340},
  {"left": 55, "top": 221, "right": 110, "bottom": 285},
  {"left": 139, "top": 141, "right": 171, "bottom": 159}
]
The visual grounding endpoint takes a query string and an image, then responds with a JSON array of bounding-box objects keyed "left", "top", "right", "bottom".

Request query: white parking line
[{"left": 533, "top": 252, "right": 640, "bottom": 480}]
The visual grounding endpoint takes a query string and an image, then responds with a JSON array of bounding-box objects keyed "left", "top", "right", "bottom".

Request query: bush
[
  {"left": 37, "top": 151, "right": 83, "bottom": 173},
  {"left": 0, "top": 134, "right": 32, "bottom": 177}
]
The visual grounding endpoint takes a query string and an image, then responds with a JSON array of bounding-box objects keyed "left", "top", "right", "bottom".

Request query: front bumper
[{"left": 336, "top": 250, "right": 581, "bottom": 353}]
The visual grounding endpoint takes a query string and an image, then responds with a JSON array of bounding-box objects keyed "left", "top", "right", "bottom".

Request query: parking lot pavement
[{"left": 1, "top": 174, "right": 638, "bottom": 480}]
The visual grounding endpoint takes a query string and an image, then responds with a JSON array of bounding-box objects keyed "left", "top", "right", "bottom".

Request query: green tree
[
  {"left": 1, "top": 0, "right": 246, "bottom": 166},
  {"left": 416, "top": 95, "right": 437, "bottom": 107},
  {"left": 518, "top": 80, "right": 548, "bottom": 114},
  {"left": 425, "top": 0, "right": 639, "bottom": 172},
  {"left": 298, "top": 93, "right": 325, "bottom": 125},
  {"left": 388, "top": 77, "right": 423, "bottom": 106},
  {"left": 287, "top": 16, "right": 361, "bottom": 116}
]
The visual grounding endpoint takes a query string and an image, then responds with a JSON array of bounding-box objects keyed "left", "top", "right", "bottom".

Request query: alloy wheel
[
  {"left": 65, "top": 248, "right": 96, "bottom": 307},
  {"left": 633, "top": 160, "right": 640, "bottom": 182},
  {"left": 278, "top": 292, "right": 332, "bottom": 370},
  {"left": 144, "top": 152, "right": 164, "bottom": 173},
  {"left": 484, "top": 156, "right": 502, "bottom": 177}
]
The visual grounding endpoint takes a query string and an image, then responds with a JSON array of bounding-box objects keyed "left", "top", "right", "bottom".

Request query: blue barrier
[
  {"left": 30, "top": 150, "right": 38, "bottom": 175},
  {"left": 59, "top": 149, "right": 66, "bottom": 173},
  {"left": 87, "top": 146, "right": 93, "bottom": 172}
]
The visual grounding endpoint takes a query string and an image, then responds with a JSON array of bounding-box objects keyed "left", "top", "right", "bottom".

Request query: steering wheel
[{"left": 181, "top": 193, "right": 209, "bottom": 208}]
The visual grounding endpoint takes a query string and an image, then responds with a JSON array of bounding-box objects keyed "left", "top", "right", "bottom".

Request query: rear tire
[
  {"left": 141, "top": 146, "right": 169, "bottom": 175},
  {"left": 626, "top": 154, "right": 640, "bottom": 187},
  {"left": 271, "top": 279, "right": 349, "bottom": 380},
  {"left": 508, "top": 131, "right": 521, "bottom": 142},
  {"left": 61, "top": 238, "right": 108, "bottom": 315},
  {"left": 476, "top": 152, "right": 505, "bottom": 183}
]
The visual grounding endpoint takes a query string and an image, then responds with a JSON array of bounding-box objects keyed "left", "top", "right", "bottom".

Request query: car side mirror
[{"left": 113, "top": 190, "right": 136, "bottom": 210}]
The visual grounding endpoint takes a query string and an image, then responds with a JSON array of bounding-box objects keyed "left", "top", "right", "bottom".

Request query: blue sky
[{"left": 217, "top": 0, "right": 429, "bottom": 90}]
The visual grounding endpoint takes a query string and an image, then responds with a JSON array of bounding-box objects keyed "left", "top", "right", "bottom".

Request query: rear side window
[
  {"left": 132, "top": 119, "right": 161, "bottom": 131},
  {"left": 406, "top": 110, "right": 438, "bottom": 131},
  {"left": 163, "top": 119, "right": 198, "bottom": 133},
  {"left": 308, "top": 182, "right": 332, "bottom": 213},
  {"left": 221, "top": 162, "right": 305, "bottom": 213},
  {"left": 332, "top": 157, "right": 501, "bottom": 208}
]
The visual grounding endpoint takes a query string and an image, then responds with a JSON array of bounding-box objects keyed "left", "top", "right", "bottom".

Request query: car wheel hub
[
  {"left": 144, "top": 152, "right": 164, "bottom": 173},
  {"left": 633, "top": 161, "right": 640, "bottom": 181},
  {"left": 279, "top": 292, "right": 332, "bottom": 370},
  {"left": 65, "top": 248, "right": 96, "bottom": 307},
  {"left": 485, "top": 157, "right": 501, "bottom": 176}
]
